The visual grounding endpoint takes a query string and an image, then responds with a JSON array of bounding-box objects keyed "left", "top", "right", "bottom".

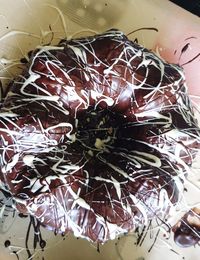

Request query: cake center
[{"left": 74, "top": 108, "right": 121, "bottom": 156}]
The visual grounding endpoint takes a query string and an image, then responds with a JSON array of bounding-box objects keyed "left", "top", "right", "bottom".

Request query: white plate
[{"left": 0, "top": 0, "right": 200, "bottom": 259}]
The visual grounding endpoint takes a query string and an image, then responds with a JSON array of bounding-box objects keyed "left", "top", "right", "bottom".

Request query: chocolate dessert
[
  {"left": 173, "top": 207, "right": 200, "bottom": 247},
  {"left": 0, "top": 29, "right": 199, "bottom": 243}
]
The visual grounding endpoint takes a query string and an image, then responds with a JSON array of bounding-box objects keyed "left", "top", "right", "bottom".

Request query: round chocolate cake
[{"left": 0, "top": 29, "right": 200, "bottom": 243}]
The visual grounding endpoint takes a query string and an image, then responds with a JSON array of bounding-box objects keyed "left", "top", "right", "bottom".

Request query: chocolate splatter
[
  {"left": 127, "top": 27, "right": 158, "bottom": 37},
  {"left": 4, "top": 239, "right": 11, "bottom": 247},
  {"left": 25, "top": 216, "right": 47, "bottom": 258},
  {"left": 12, "top": 251, "right": 19, "bottom": 260},
  {"left": 181, "top": 52, "right": 200, "bottom": 66},
  {"left": 148, "top": 229, "right": 160, "bottom": 252}
]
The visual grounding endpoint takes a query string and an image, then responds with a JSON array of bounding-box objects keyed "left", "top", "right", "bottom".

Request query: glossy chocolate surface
[
  {"left": 173, "top": 208, "right": 200, "bottom": 247},
  {"left": 0, "top": 29, "right": 200, "bottom": 243}
]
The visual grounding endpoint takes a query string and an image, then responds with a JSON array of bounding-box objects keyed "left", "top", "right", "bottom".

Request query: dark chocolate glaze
[{"left": 0, "top": 29, "right": 200, "bottom": 243}]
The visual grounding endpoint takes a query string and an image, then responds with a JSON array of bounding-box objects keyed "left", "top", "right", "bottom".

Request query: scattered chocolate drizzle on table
[
  {"left": 0, "top": 188, "right": 46, "bottom": 259},
  {"left": 25, "top": 216, "right": 46, "bottom": 258}
]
